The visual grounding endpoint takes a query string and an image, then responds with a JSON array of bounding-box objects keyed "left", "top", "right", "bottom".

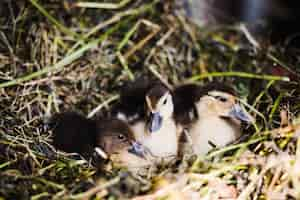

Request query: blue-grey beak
[
  {"left": 148, "top": 112, "right": 163, "bottom": 133},
  {"left": 228, "top": 104, "right": 253, "bottom": 123},
  {"left": 128, "top": 141, "right": 147, "bottom": 158}
]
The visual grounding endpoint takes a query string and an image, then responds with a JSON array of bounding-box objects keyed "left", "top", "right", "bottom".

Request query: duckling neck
[{"left": 132, "top": 117, "right": 178, "bottom": 158}]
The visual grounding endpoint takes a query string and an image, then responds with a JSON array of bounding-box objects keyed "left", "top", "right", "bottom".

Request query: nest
[{"left": 0, "top": 0, "right": 300, "bottom": 199}]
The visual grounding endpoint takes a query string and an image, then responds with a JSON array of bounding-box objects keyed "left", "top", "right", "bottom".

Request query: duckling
[
  {"left": 177, "top": 82, "right": 254, "bottom": 155},
  {"left": 130, "top": 84, "right": 180, "bottom": 160},
  {"left": 94, "top": 118, "right": 153, "bottom": 170},
  {"left": 50, "top": 112, "right": 152, "bottom": 170}
]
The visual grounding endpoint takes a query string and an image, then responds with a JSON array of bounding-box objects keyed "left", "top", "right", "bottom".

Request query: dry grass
[{"left": 0, "top": 0, "right": 300, "bottom": 199}]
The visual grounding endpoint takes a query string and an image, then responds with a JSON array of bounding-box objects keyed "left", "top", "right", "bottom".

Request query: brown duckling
[
  {"left": 111, "top": 78, "right": 181, "bottom": 160},
  {"left": 95, "top": 117, "right": 152, "bottom": 170},
  {"left": 130, "top": 84, "right": 180, "bottom": 160},
  {"left": 50, "top": 112, "right": 152, "bottom": 170},
  {"left": 174, "top": 82, "right": 254, "bottom": 155}
]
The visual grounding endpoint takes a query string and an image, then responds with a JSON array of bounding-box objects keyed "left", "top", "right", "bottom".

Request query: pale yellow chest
[
  {"left": 189, "top": 117, "right": 241, "bottom": 155},
  {"left": 131, "top": 120, "right": 178, "bottom": 158}
]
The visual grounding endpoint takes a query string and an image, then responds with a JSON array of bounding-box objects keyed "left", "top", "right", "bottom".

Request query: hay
[{"left": 0, "top": 0, "right": 300, "bottom": 199}]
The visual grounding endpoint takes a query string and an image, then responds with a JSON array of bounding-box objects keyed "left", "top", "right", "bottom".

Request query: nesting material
[{"left": 0, "top": 0, "right": 299, "bottom": 199}]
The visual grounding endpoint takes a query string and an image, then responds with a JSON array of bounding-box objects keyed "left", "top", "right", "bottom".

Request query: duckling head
[
  {"left": 145, "top": 84, "right": 174, "bottom": 133},
  {"left": 94, "top": 119, "right": 148, "bottom": 161},
  {"left": 196, "top": 90, "right": 253, "bottom": 123}
]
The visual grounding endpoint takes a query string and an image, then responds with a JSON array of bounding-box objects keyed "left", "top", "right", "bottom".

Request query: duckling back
[
  {"left": 111, "top": 76, "right": 158, "bottom": 123},
  {"left": 50, "top": 112, "right": 97, "bottom": 158}
]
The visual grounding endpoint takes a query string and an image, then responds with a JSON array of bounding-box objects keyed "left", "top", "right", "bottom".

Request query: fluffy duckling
[
  {"left": 95, "top": 118, "right": 153, "bottom": 171},
  {"left": 178, "top": 83, "right": 254, "bottom": 155},
  {"left": 50, "top": 112, "right": 152, "bottom": 170},
  {"left": 130, "top": 84, "right": 180, "bottom": 160}
]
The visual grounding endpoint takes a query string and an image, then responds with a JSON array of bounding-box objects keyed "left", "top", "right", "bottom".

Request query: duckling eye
[
  {"left": 118, "top": 134, "right": 125, "bottom": 140},
  {"left": 215, "top": 96, "right": 227, "bottom": 102},
  {"left": 163, "top": 98, "right": 167, "bottom": 105}
]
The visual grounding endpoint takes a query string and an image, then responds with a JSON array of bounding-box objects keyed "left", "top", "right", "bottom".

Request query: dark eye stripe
[
  {"left": 215, "top": 96, "right": 227, "bottom": 102},
  {"left": 208, "top": 94, "right": 227, "bottom": 102},
  {"left": 163, "top": 98, "right": 167, "bottom": 105}
]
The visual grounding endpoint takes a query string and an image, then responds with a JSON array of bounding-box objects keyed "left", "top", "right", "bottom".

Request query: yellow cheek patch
[{"left": 207, "top": 101, "right": 218, "bottom": 112}]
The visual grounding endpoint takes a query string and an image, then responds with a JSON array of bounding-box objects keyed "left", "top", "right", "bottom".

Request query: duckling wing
[
  {"left": 50, "top": 112, "right": 97, "bottom": 157},
  {"left": 173, "top": 84, "right": 201, "bottom": 126}
]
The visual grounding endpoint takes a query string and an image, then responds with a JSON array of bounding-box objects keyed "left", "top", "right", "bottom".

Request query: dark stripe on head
[
  {"left": 198, "top": 81, "right": 236, "bottom": 98},
  {"left": 146, "top": 84, "right": 169, "bottom": 109}
]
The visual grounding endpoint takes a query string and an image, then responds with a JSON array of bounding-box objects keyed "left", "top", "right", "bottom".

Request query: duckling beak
[
  {"left": 128, "top": 141, "right": 147, "bottom": 158},
  {"left": 228, "top": 104, "right": 254, "bottom": 123},
  {"left": 148, "top": 112, "right": 163, "bottom": 133}
]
